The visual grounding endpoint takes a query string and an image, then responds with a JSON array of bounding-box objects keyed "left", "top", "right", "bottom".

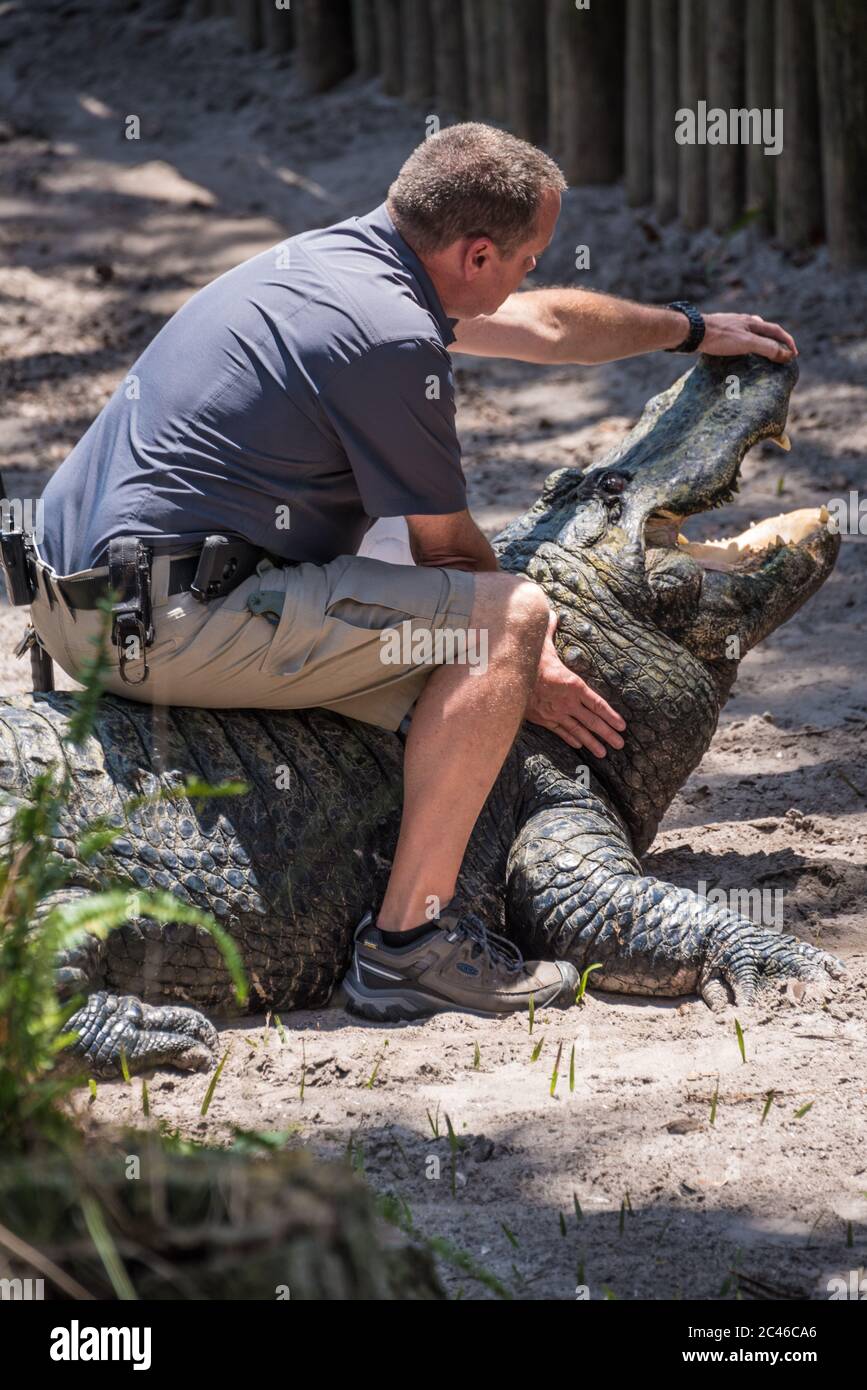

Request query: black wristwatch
[{"left": 665, "top": 300, "right": 706, "bottom": 353}]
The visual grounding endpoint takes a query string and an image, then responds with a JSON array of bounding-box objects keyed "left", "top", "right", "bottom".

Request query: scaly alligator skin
[{"left": 0, "top": 355, "right": 844, "bottom": 1073}]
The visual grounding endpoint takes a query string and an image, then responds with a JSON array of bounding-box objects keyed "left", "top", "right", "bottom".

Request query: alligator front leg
[
  {"left": 50, "top": 889, "right": 220, "bottom": 1076},
  {"left": 65, "top": 992, "right": 219, "bottom": 1077},
  {"left": 506, "top": 805, "right": 846, "bottom": 1009}
]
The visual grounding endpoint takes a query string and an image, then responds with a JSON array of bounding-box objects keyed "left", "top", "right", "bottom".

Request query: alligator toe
[
  {"left": 65, "top": 991, "right": 220, "bottom": 1077},
  {"left": 704, "top": 926, "right": 846, "bottom": 1010},
  {"left": 758, "top": 933, "right": 847, "bottom": 987}
]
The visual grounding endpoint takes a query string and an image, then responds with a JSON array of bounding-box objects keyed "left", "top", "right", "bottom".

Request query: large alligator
[{"left": 1, "top": 354, "right": 844, "bottom": 1074}]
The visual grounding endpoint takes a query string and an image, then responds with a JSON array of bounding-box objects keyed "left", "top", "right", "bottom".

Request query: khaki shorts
[{"left": 30, "top": 551, "right": 476, "bottom": 733}]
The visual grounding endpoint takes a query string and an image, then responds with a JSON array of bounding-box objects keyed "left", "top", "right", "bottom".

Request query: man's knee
[{"left": 472, "top": 571, "right": 550, "bottom": 638}]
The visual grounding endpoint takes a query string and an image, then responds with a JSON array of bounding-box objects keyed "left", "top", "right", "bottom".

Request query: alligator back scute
[{"left": 0, "top": 694, "right": 407, "bottom": 1013}]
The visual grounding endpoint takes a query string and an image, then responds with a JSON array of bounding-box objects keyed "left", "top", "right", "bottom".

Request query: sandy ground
[{"left": 2, "top": 0, "right": 867, "bottom": 1300}]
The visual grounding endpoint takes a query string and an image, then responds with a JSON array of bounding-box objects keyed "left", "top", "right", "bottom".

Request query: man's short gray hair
[{"left": 387, "top": 123, "right": 566, "bottom": 257}]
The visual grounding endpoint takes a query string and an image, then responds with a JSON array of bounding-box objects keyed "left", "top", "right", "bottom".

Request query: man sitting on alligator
[{"left": 12, "top": 123, "right": 842, "bottom": 1064}]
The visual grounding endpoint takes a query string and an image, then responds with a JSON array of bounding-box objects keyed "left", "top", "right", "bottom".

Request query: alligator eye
[{"left": 600, "top": 472, "right": 629, "bottom": 494}]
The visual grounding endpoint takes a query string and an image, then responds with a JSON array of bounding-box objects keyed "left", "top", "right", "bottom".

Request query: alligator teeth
[{"left": 769, "top": 432, "right": 791, "bottom": 451}]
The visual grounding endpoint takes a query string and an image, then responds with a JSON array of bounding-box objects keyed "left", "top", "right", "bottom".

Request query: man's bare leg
[{"left": 377, "top": 573, "right": 550, "bottom": 933}]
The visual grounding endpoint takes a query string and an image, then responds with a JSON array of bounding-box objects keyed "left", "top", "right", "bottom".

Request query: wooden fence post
[
  {"left": 546, "top": 0, "right": 563, "bottom": 160},
  {"left": 813, "top": 0, "right": 864, "bottom": 265},
  {"left": 707, "top": 0, "right": 745, "bottom": 233},
  {"left": 233, "top": 0, "right": 263, "bottom": 47},
  {"left": 462, "top": 0, "right": 487, "bottom": 119},
  {"left": 295, "top": 1, "right": 354, "bottom": 93},
  {"left": 624, "top": 0, "right": 652, "bottom": 206},
  {"left": 775, "top": 0, "right": 823, "bottom": 251},
  {"left": 262, "top": 0, "right": 294, "bottom": 53},
  {"left": 481, "top": 0, "right": 507, "bottom": 125},
  {"left": 375, "top": 0, "right": 403, "bottom": 95},
  {"left": 745, "top": 0, "right": 775, "bottom": 232},
  {"left": 402, "top": 0, "right": 435, "bottom": 105},
  {"left": 677, "top": 0, "right": 705, "bottom": 229},
  {"left": 351, "top": 0, "right": 378, "bottom": 75},
  {"left": 555, "top": 0, "right": 625, "bottom": 184},
  {"left": 431, "top": 0, "right": 467, "bottom": 116},
  {"left": 505, "top": 3, "right": 547, "bottom": 144},
  {"left": 651, "top": 0, "right": 678, "bottom": 221}
]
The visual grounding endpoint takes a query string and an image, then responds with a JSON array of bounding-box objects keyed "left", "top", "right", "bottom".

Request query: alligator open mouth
[
  {"left": 643, "top": 424, "right": 833, "bottom": 574},
  {"left": 645, "top": 503, "right": 832, "bottom": 573}
]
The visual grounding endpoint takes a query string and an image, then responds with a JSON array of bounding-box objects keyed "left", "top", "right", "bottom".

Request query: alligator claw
[
  {"left": 65, "top": 992, "right": 220, "bottom": 1077},
  {"left": 701, "top": 928, "right": 846, "bottom": 1011}
]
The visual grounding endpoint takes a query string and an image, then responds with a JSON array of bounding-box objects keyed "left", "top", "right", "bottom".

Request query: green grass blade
[
  {"left": 734, "top": 1017, "right": 746, "bottom": 1063},
  {"left": 200, "top": 1047, "right": 230, "bottom": 1116},
  {"left": 80, "top": 1192, "right": 137, "bottom": 1301},
  {"left": 549, "top": 1040, "right": 563, "bottom": 1096},
  {"left": 500, "top": 1221, "right": 518, "bottom": 1248},
  {"left": 575, "top": 962, "right": 603, "bottom": 1005}
]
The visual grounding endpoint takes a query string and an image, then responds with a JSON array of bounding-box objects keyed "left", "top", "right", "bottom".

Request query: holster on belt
[
  {"left": 13, "top": 624, "right": 56, "bottom": 692},
  {"left": 108, "top": 538, "right": 154, "bottom": 685},
  {"left": 0, "top": 475, "right": 38, "bottom": 608},
  {"left": 0, "top": 469, "right": 56, "bottom": 692}
]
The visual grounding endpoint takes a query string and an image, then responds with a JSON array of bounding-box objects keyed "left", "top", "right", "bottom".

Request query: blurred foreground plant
[{"left": 0, "top": 602, "right": 247, "bottom": 1152}]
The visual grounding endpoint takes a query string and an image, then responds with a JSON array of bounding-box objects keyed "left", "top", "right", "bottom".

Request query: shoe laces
[{"left": 446, "top": 912, "right": 525, "bottom": 975}]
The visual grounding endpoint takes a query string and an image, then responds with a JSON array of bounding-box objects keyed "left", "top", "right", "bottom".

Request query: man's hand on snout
[
  {"left": 701, "top": 312, "right": 798, "bottom": 364},
  {"left": 524, "top": 612, "right": 626, "bottom": 757}
]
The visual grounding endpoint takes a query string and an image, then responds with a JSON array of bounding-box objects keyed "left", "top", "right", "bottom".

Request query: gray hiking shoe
[{"left": 342, "top": 904, "right": 579, "bottom": 1022}]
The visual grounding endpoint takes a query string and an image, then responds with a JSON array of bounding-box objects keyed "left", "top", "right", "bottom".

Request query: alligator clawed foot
[
  {"left": 65, "top": 991, "right": 220, "bottom": 1077},
  {"left": 701, "top": 928, "right": 846, "bottom": 1011}
]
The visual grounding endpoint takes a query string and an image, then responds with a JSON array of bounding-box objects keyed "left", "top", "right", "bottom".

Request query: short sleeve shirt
[{"left": 40, "top": 204, "right": 466, "bottom": 574}]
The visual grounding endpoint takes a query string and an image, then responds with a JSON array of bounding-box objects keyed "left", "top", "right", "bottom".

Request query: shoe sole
[{"left": 342, "top": 966, "right": 577, "bottom": 1023}]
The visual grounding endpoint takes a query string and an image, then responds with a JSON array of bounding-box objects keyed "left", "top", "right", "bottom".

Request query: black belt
[
  {"left": 16, "top": 532, "right": 272, "bottom": 693},
  {"left": 55, "top": 554, "right": 200, "bottom": 611}
]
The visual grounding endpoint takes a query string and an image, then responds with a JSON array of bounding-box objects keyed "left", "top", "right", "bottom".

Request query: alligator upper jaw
[{"left": 644, "top": 503, "right": 833, "bottom": 574}]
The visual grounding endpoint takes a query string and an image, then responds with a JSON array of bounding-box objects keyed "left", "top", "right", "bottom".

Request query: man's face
[
  {"left": 424, "top": 187, "right": 562, "bottom": 320},
  {"left": 466, "top": 186, "right": 561, "bottom": 317},
  {"left": 484, "top": 186, "right": 561, "bottom": 312}
]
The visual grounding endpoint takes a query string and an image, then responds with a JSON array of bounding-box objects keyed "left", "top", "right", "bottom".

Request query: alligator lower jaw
[{"left": 645, "top": 505, "right": 832, "bottom": 573}]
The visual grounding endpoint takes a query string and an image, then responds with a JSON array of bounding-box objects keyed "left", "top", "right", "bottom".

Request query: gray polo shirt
[{"left": 40, "top": 203, "right": 467, "bottom": 574}]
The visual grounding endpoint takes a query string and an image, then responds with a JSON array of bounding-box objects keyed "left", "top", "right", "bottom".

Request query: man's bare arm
[
  {"left": 405, "top": 509, "right": 498, "bottom": 572},
  {"left": 451, "top": 289, "right": 798, "bottom": 366}
]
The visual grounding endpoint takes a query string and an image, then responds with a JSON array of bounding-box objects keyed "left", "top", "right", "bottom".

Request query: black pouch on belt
[
  {"left": 0, "top": 474, "right": 37, "bottom": 607},
  {"left": 190, "top": 534, "right": 264, "bottom": 602},
  {"left": 0, "top": 527, "right": 36, "bottom": 606},
  {"left": 108, "top": 537, "right": 153, "bottom": 685}
]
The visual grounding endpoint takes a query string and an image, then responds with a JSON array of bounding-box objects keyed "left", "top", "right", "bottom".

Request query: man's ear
[{"left": 465, "top": 237, "right": 492, "bottom": 277}]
